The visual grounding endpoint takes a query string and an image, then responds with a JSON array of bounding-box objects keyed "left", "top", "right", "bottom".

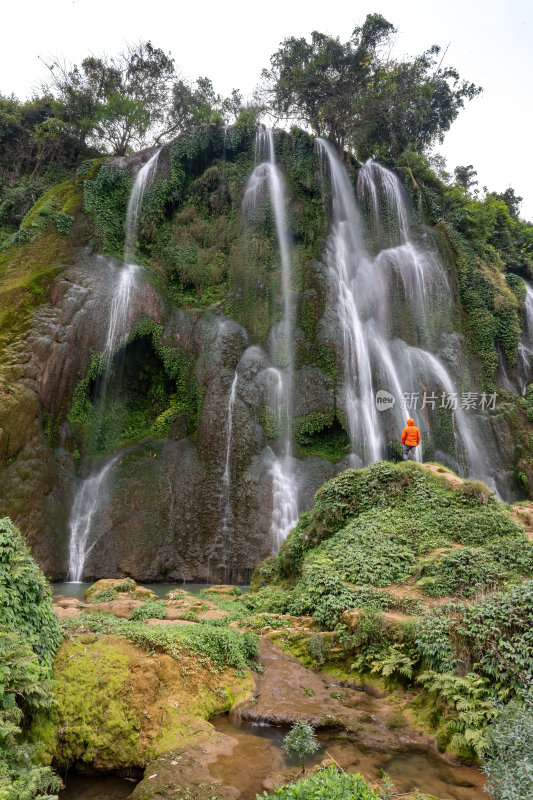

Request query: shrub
[
  {"left": 259, "top": 766, "right": 383, "bottom": 799},
  {"left": 482, "top": 688, "right": 533, "bottom": 800},
  {"left": 55, "top": 212, "right": 74, "bottom": 235},
  {"left": 0, "top": 519, "right": 62, "bottom": 799},
  {"left": 129, "top": 600, "right": 167, "bottom": 621},
  {"left": 306, "top": 633, "right": 330, "bottom": 665},
  {"left": 283, "top": 721, "right": 319, "bottom": 772},
  {"left": 62, "top": 614, "right": 258, "bottom": 672},
  {"left": 0, "top": 518, "right": 61, "bottom": 668}
]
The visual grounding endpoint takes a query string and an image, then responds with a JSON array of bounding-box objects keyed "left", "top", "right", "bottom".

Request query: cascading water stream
[
  {"left": 317, "top": 140, "right": 496, "bottom": 488},
  {"left": 517, "top": 281, "right": 533, "bottom": 393},
  {"left": 124, "top": 149, "right": 160, "bottom": 262},
  {"left": 244, "top": 127, "right": 299, "bottom": 550},
  {"left": 316, "top": 138, "right": 384, "bottom": 462},
  {"left": 67, "top": 151, "right": 160, "bottom": 581},
  {"left": 211, "top": 371, "right": 239, "bottom": 579}
]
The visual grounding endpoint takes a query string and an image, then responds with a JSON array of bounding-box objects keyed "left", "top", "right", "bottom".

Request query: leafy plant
[
  {"left": 283, "top": 721, "right": 319, "bottom": 773},
  {"left": 129, "top": 600, "right": 167, "bottom": 621},
  {"left": 259, "top": 766, "right": 385, "bottom": 799},
  {"left": 418, "top": 671, "right": 497, "bottom": 757},
  {"left": 482, "top": 687, "right": 533, "bottom": 799},
  {"left": 62, "top": 614, "right": 258, "bottom": 672}
]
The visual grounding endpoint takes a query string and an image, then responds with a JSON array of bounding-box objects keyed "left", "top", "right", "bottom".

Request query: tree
[
  {"left": 261, "top": 15, "right": 394, "bottom": 152},
  {"left": 262, "top": 16, "right": 481, "bottom": 159},
  {"left": 454, "top": 164, "right": 478, "bottom": 190},
  {"left": 283, "top": 721, "right": 319, "bottom": 773},
  {"left": 43, "top": 41, "right": 175, "bottom": 155},
  {"left": 161, "top": 76, "right": 243, "bottom": 141},
  {"left": 353, "top": 47, "right": 481, "bottom": 159}
]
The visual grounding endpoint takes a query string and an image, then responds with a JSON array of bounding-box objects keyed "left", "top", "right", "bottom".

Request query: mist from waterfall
[
  {"left": 67, "top": 152, "right": 160, "bottom": 581},
  {"left": 316, "top": 141, "right": 496, "bottom": 487},
  {"left": 243, "top": 126, "right": 299, "bottom": 551}
]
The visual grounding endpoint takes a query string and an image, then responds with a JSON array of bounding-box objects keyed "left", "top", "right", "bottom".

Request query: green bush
[
  {"left": 259, "top": 766, "right": 383, "bottom": 799},
  {"left": 283, "top": 721, "right": 319, "bottom": 771},
  {"left": 0, "top": 632, "right": 61, "bottom": 800},
  {"left": 55, "top": 212, "right": 74, "bottom": 235},
  {"left": 0, "top": 518, "right": 61, "bottom": 668},
  {"left": 482, "top": 688, "right": 533, "bottom": 799},
  {"left": 129, "top": 600, "right": 167, "bottom": 621},
  {"left": 0, "top": 519, "right": 62, "bottom": 799}
]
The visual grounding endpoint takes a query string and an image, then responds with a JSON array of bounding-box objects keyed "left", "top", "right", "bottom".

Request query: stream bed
[
  {"left": 59, "top": 773, "right": 136, "bottom": 799},
  {"left": 211, "top": 716, "right": 487, "bottom": 800}
]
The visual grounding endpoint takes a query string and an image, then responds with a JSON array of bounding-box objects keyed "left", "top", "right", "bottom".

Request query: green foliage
[
  {"left": 282, "top": 721, "right": 319, "bottom": 770},
  {"left": 67, "top": 319, "right": 204, "bottom": 456},
  {"left": 129, "top": 600, "right": 167, "bottom": 621},
  {"left": 0, "top": 520, "right": 62, "bottom": 799},
  {"left": 262, "top": 16, "right": 479, "bottom": 158},
  {"left": 418, "top": 671, "right": 497, "bottom": 757},
  {"left": 259, "top": 766, "right": 382, "bottom": 799},
  {"left": 306, "top": 633, "right": 330, "bottom": 665},
  {"left": 482, "top": 688, "right": 533, "bottom": 800},
  {"left": 82, "top": 163, "right": 132, "bottom": 255},
  {"left": 526, "top": 384, "right": 533, "bottom": 423},
  {"left": 0, "top": 632, "right": 61, "bottom": 800},
  {"left": 62, "top": 614, "right": 258, "bottom": 672},
  {"left": 415, "top": 582, "right": 533, "bottom": 695},
  {"left": 86, "top": 589, "right": 118, "bottom": 603},
  {"left": 43, "top": 42, "right": 175, "bottom": 156},
  {"left": 293, "top": 414, "right": 349, "bottom": 461},
  {"left": 420, "top": 539, "right": 533, "bottom": 597},
  {"left": 55, "top": 211, "right": 74, "bottom": 235},
  {"left": 0, "top": 519, "right": 62, "bottom": 669}
]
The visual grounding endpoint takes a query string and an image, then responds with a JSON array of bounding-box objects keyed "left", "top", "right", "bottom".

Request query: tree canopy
[
  {"left": 261, "top": 14, "right": 481, "bottom": 159},
  {"left": 42, "top": 41, "right": 176, "bottom": 156}
]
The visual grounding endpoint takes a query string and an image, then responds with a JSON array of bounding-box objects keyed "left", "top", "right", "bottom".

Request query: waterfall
[
  {"left": 213, "top": 371, "right": 239, "bottom": 577},
  {"left": 317, "top": 140, "right": 496, "bottom": 488},
  {"left": 124, "top": 149, "right": 160, "bottom": 262},
  {"left": 67, "top": 456, "right": 118, "bottom": 582},
  {"left": 316, "top": 138, "right": 383, "bottom": 462},
  {"left": 67, "top": 152, "right": 159, "bottom": 581},
  {"left": 243, "top": 126, "right": 299, "bottom": 549},
  {"left": 517, "top": 281, "right": 533, "bottom": 393}
]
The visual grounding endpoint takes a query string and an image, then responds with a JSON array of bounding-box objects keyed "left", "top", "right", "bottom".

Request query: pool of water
[
  {"left": 59, "top": 773, "right": 135, "bottom": 799},
  {"left": 52, "top": 582, "right": 250, "bottom": 601},
  {"left": 211, "top": 716, "right": 487, "bottom": 800}
]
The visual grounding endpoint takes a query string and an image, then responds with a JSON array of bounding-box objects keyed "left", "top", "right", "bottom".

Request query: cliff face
[{"left": 0, "top": 124, "right": 531, "bottom": 582}]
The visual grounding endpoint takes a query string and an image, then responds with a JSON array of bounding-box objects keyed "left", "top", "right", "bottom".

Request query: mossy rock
[{"left": 32, "top": 632, "right": 253, "bottom": 770}]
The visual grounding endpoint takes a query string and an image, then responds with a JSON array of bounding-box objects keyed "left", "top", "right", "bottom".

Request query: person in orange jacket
[{"left": 401, "top": 418, "right": 420, "bottom": 461}]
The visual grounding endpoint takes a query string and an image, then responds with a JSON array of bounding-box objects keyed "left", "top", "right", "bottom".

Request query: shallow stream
[{"left": 210, "top": 716, "right": 487, "bottom": 800}]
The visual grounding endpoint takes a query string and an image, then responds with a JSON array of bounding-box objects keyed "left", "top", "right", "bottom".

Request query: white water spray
[
  {"left": 124, "top": 149, "right": 160, "bottom": 262},
  {"left": 317, "top": 141, "right": 496, "bottom": 487},
  {"left": 67, "top": 152, "right": 159, "bottom": 580},
  {"left": 244, "top": 127, "right": 299, "bottom": 549},
  {"left": 67, "top": 456, "right": 118, "bottom": 582}
]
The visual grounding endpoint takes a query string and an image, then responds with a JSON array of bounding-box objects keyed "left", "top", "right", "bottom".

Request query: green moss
[{"left": 34, "top": 635, "right": 141, "bottom": 769}]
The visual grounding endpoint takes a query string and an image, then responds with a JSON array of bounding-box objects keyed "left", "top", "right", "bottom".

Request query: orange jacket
[{"left": 402, "top": 418, "right": 420, "bottom": 446}]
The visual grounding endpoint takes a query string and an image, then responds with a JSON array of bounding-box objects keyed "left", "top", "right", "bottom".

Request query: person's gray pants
[{"left": 403, "top": 445, "right": 416, "bottom": 461}]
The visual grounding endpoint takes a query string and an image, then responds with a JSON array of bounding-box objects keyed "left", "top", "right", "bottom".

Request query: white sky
[{"left": 4, "top": 0, "right": 533, "bottom": 220}]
